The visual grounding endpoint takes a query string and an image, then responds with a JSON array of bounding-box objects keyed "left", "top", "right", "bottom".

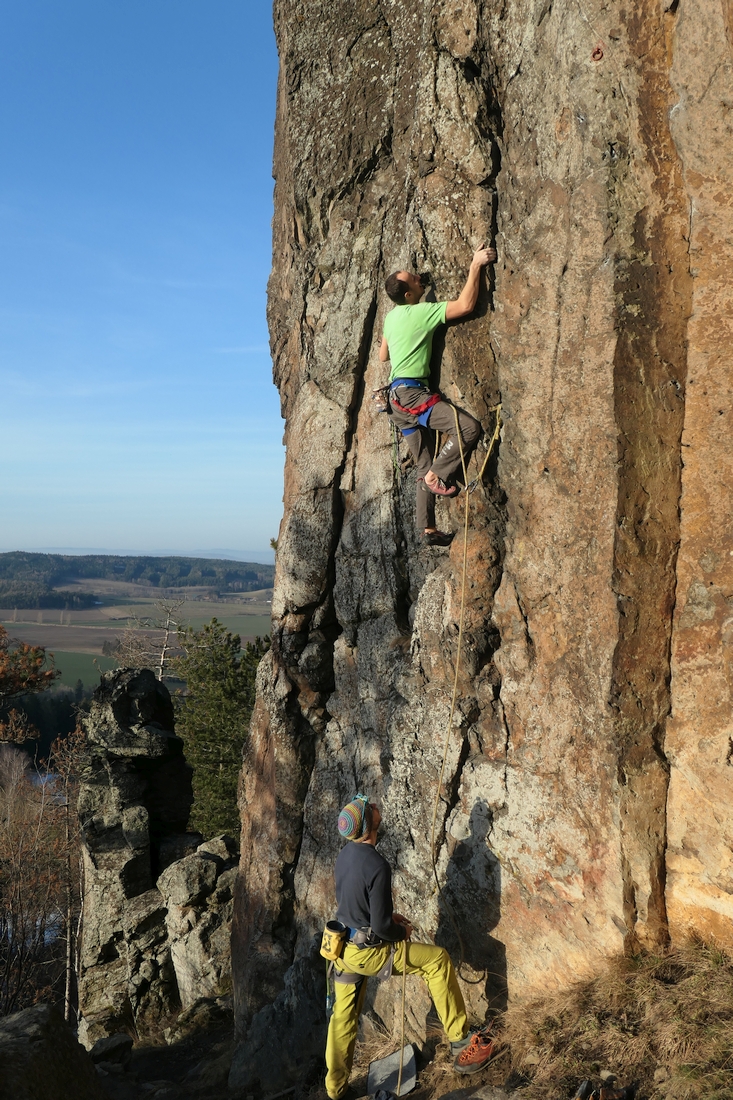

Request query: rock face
[
  {"left": 231, "top": 0, "right": 733, "bottom": 1088},
  {"left": 663, "top": 0, "right": 733, "bottom": 947},
  {"left": 0, "top": 1004, "right": 107, "bottom": 1100},
  {"left": 159, "top": 837, "right": 239, "bottom": 1011},
  {"left": 77, "top": 669, "right": 237, "bottom": 1046}
]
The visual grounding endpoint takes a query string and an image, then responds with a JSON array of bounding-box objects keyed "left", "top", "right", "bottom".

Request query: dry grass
[
  {"left": 503, "top": 939, "right": 733, "bottom": 1099},
  {"left": 305, "top": 941, "right": 733, "bottom": 1100}
]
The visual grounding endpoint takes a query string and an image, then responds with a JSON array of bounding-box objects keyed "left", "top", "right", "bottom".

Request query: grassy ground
[
  {"left": 50, "top": 650, "right": 118, "bottom": 690},
  {"left": 502, "top": 940, "right": 733, "bottom": 1100},
  {"left": 311, "top": 942, "right": 733, "bottom": 1100}
]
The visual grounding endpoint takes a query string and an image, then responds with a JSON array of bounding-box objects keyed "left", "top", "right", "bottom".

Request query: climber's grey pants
[{"left": 390, "top": 389, "right": 481, "bottom": 532}]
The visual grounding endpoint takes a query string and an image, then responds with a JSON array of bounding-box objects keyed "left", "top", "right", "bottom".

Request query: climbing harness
[
  {"left": 389, "top": 379, "right": 442, "bottom": 434},
  {"left": 372, "top": 386, "right": 392, "bottom": 414}
]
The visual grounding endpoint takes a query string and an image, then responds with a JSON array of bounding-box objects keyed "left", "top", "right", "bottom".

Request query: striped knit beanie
[{"left": 338, "top": 793, "right": 371, "bottom": 840}]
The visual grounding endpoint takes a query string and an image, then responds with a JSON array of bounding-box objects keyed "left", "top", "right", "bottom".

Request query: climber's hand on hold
[
  {"left": 446, "top": 246, "right": 494, "bottom": 319},
  {"left": 472, "top": 244, "right": 496, "bottom": 267}
]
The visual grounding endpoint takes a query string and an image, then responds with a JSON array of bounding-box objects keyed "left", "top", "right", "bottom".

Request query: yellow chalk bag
[{"left": 320, "top": 920, "right": 347, "bottom": 961}]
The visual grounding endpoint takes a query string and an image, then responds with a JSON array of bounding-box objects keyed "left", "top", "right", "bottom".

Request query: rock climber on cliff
[
  {"left": 324, "top": 794, "right": 495, "bottom": 1099},
  {"left": 379, "top": 243, "right": 496, "bottom": 545}
]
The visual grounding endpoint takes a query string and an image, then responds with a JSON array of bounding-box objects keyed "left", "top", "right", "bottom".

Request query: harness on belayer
[{"left": 320, "top": 920, "right": 395, "bottom": 1016}]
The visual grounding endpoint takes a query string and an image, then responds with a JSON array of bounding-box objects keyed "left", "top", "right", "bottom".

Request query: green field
[
  {"left": 52, "top": 651, "right": 118, "bottom": 691},
  {"left": 183, "top": 612, "right": 272, "bottom": 638},
  {"left": 103, "top": 609, "right": 273, "bottom": 637}
]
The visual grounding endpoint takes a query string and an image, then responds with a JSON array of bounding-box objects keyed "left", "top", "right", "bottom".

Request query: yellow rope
[
  {"left": 428, "top": 402, "right": 502, "bottom": 980},
  {"left": 468, "top": 404, "right": 501, "bottom": 491},
  {"left": 393, "top": 400, "right": 503, "bottom": 1071},
  {"left": 428, "top": 406, "right": 471, "bottom": 948},
  {"left": 396, "top": 942, "right": 408, "bottom": 1095}
]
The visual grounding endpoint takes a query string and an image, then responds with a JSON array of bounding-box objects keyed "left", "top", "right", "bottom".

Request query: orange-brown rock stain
[{"left": 610, "top": 0, "right": 693, "bottom": 952}]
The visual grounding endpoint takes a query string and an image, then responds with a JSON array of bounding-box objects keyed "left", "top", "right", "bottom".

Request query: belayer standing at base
[
  {"left": 324, "top": 794, "right": 495, "bottom": 1100},
  {"left": 379, "top": 244, "right": 496, "bottom": 545}
]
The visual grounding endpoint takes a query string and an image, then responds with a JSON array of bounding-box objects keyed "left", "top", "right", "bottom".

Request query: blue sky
[{"left": 0, "top": 1, "right": 282, "bottom": 559}]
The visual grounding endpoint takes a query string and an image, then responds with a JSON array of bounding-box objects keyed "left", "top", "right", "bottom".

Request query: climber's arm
[
  {"left": 444, "top": 244, "right": 496, "bottom": 320},
  {"left": 379, "top": 337, "right": 390, "bottom": 362}
]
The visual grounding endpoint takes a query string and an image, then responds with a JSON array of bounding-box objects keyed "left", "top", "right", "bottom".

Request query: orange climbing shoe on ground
[{"left": 452, "top": 1027, "right": 496, "bottom": 1074}]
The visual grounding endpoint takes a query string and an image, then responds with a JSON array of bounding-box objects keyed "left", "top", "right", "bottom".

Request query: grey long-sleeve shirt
[{"left": 334, "top": 841, "right": 406, "bottom": 943}]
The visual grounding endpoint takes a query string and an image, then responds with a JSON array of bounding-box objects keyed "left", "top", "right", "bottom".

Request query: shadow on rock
[
  {"left": 228, "top": 937, "right": 326, "bottom": 1096},
  {"left": 436, "top": 799, "right": 507, "bottom": 1015}
]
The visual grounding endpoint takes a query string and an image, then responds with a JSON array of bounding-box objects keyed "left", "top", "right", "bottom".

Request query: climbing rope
[
  {"left": 396, "top": 942, "right": 408, "bottom": 1095},
  {"left": 427, "top": 401, "right": 502, "bottom": 980},
  {"left": 468, "top": 404, "right": 502, "bottom": 492},
  {"left": 392, "top": 397, "right": 503, "bottom": 1075}
]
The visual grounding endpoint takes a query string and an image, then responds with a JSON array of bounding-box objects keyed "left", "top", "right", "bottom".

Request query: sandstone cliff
[{"left": 232, "top": 0, "right": 732, "bottom": 1088}]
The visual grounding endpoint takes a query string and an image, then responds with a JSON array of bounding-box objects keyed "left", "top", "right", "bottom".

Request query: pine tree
[
  {"left": 0, "top": 625, "right": 59, "bottom": 700},
  {"left": 172, "top": 619, "right": 268, "bottom": 838}
]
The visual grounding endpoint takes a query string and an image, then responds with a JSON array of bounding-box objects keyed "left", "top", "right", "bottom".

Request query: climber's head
[
  {"left": 385, "top": 270, "right": 424, "bottom": 305},
  {"left": 337, "top": 794, "right": 381, "bottom": 842}
]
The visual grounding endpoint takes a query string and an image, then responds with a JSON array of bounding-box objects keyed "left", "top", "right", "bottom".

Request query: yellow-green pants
[{"left": 325, "top": 940, "right": 467, "bottom": 1100}]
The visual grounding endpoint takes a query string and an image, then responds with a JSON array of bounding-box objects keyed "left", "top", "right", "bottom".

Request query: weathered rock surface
[
  {"left": 663, "top": 0, "right": 733, "bottom": 947},
  {"left": 90, "top": 1032, "right": 134, "bottom": 1066},
  {"left": 160, "top": 846, "right": 238, "bottom": 1011},
  {"left": 231, "top": 0, "right": 733, "bottom": 1090},
  {"left": 228, "top": 944, "right": 325, "bottom": 1094},
  {"left": 77, "top": 669, "right": 237, "bottom": 1045},
  {"left": 0, "top": 1003, "right": 107, "bottom": 1100}
]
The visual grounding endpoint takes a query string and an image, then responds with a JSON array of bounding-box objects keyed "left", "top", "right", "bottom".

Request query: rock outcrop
[
  {"left": 0, "top": 1004, "right": 106, "bottom": 1100},
  {"left": 77, "top": 669, "right": 237, "bottom": 1046},
  {"left": 231, "top": 0, "right": 733, "bottom": 1089}
]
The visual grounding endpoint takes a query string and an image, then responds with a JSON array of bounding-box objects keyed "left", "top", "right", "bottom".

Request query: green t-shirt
[{"left": 383, "top": 300, "right": 448, "bottom": 383}]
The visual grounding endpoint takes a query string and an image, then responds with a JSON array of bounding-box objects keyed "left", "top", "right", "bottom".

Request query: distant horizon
[{"left": 0, "top": 546, "right": 275, "bottom": 566}]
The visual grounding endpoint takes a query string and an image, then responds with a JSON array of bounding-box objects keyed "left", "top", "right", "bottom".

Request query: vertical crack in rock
[{"left": 609, "top": 1, "right": 692, "bottom": 952}]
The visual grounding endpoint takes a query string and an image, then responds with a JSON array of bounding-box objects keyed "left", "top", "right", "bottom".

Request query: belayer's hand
[{"left": 394, "top": 913, "right": 413, "bottom": 940}]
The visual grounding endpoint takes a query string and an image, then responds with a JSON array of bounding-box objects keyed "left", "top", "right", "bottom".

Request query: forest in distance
[{"left": 0, "top": 551, "right": 275, "bottom": 608}]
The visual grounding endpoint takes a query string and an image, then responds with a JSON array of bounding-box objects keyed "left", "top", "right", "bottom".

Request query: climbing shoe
[
  {"left": 579, "top": 1084, "right": 638, "bottom": 1100},
  {"left": 597, "top": 1085, "right": 638, "bottom": 1100},
  {"left": 453, "top": 1027, "right": 496, "bottom": 1074},
  {"left": 425, "top": 477, "right": 459, "bottom": 497},
  {"left": 424, "top": 530, "right": 454, "bottom": 546}
]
